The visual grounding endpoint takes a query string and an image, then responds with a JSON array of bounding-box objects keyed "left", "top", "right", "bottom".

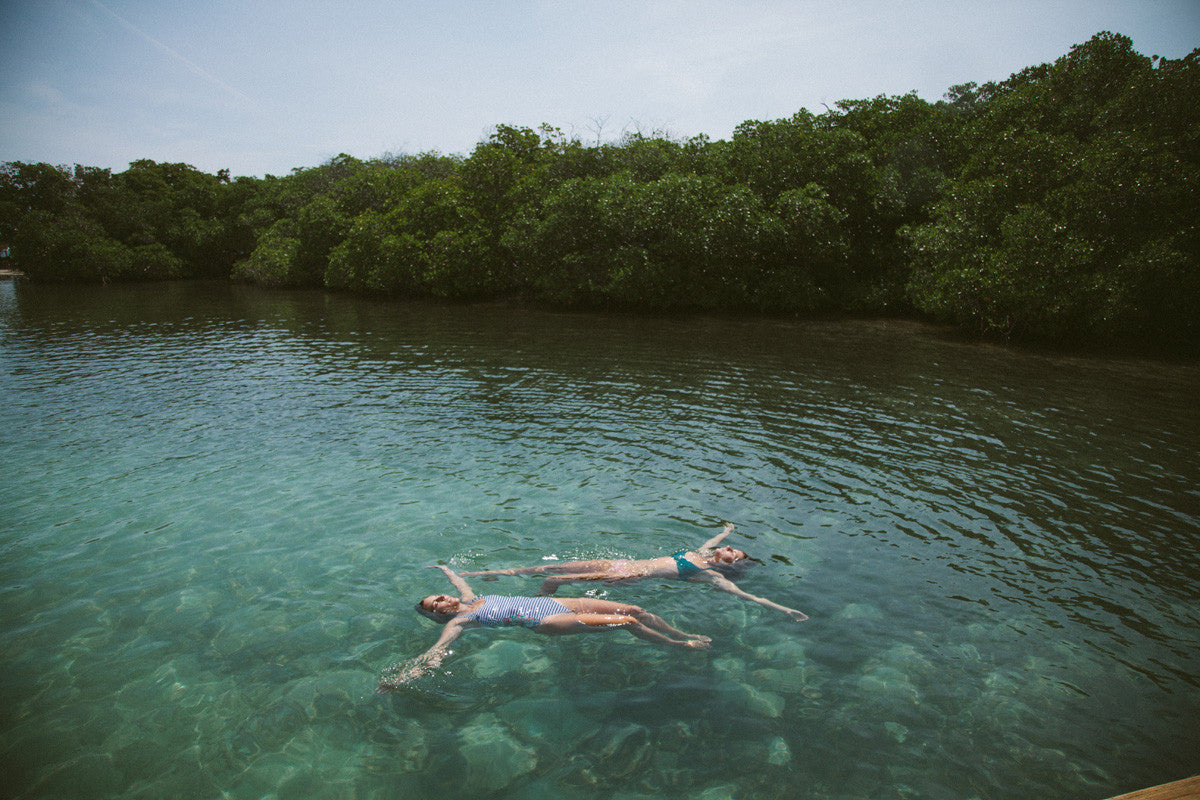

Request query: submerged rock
[
  {"left": 833, "top": 602, "right": 884, "bottom": 621},
  {"left": 556, "top": 754, "right": 602, "bottom": 789},
  {"left": 579, "top": 722, "right": 653, "bottom": 779},
  {"left": 856, "top": 666, "right": 921, "bottom": 707},
  {"left": 494, "top": 698, "right": 596, "bottom": 746},
  {"left": 655, "top": 719, "right": 696, "bottom": 752},
  {"left": 870, "top": 644, "right": 934, "bottom": 677},
  {"left": 754, "top": 638, "right": 807, "bottom": 666},
  {"left": 378, "top": 718, "right": 428, "bottom": 773},
  {"left": 598, "top": 723, "right": 652, "bottom": 778},
  {"left": 458, "top": 713, "right": 537, "bottom": 791},
  {"left": 766, "top": 735, "right": 792, "bottom": 765},
  {"left": 283, "top": 669, "right": 377, "bottom": 718},
  {"left": 719, "top": 680, "right": 785, "bottom": 718},
  {"left": 961, "top": 685, "right": 1036, "bottom": 729},
  {"left": 750, "top": 665, "right": 810, "bottom": 695},
  {"left": 172, "top": 588, "right": 216, "bottom": 630},
  {"left": 697, "top": 784, "right": 740, "bottom": 800},
  {"left": 229, "top": 699, "right": 309, "bottom": 759},
  {"left": 711, "top": 655, "right": 748, "bottom": 680},
  {"left": 884, "top": 720, "right": 909, "bottom": 742},
  {"left": 952, "top": 642, "right": 983, "bottom": 663},
  {"left": 459, "top": 639, "right": 552, "bottom": 679}
]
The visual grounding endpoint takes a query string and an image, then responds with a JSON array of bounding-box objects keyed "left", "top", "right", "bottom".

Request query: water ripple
[{"left": 2, "top": 282, "right": 1198, "bottom": 799}]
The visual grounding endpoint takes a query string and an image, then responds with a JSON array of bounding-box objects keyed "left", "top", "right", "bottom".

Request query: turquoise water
[{"left": 1, "top": 280, "right": 1197, "bottom": 799}]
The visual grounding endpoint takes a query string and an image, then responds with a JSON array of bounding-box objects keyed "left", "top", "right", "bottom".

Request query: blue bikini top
[{"left": 672, "top": 550, "right": 709, "bottom": 577}]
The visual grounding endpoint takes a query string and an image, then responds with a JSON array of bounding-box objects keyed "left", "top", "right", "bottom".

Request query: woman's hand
[
  {"left": 428, "top": 564, "right": 477, "bottom": 602},
  {"left": 377, "top": 662, "right": 427, "bottom": 692}
]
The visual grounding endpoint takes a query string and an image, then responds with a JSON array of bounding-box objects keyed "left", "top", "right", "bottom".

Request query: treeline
[{"left": 2, "top": 33, "right": 1196, "bottom": 347}]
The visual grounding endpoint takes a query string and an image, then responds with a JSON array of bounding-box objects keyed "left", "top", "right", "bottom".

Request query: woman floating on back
[
  {"left": 378, "top": 565, "right": 710, "bottom": 690},
  {"left": 460, "top": 523, "right": 809, "bottom": 621}
]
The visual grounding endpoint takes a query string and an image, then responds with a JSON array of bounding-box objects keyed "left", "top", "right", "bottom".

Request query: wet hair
[
  {"left": 710, "top": 551, "right": 760, "bottom": 574},
  {"left": 414, "top": 601, "right": 452, "bottom": 624}
]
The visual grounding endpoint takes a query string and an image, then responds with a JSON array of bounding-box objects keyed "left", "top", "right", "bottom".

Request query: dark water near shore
[{"left": 1, "top": 280, "right": 1198, "bottom": 800}]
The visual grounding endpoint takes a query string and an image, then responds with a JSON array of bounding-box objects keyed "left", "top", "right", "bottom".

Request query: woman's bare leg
[
  {"left": 556, "top": 598, "right": 711, "bottom": 643},
  {"left": 536, "top": 613, "right": 709, "bottom": 649},
  {"left": 620, "top": 620, "right": 710, "bottom": 649},
  {"left": 536, "top": 571, "right": 617, "bottom": 595},
  {"left": 460, "top": 559, "right": 615, "bottom": 578},
  {"left": 630, "top": 609, "right": 711, "bottom": 643}
]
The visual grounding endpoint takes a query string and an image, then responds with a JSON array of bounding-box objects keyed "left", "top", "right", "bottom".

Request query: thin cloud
[{"left": 86, "top": 0, "right": 254, "bottom": 106}]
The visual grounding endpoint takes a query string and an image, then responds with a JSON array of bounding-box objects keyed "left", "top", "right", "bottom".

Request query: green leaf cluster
[
  {"left": 1, "top": 160, "right": 247, "bottom": 282},
  {"left": 905, "top": 32, "right": 1199, "bottom": 346},
  {"left": 3, "top": 32, "right": 1195, "bottom": 349}
]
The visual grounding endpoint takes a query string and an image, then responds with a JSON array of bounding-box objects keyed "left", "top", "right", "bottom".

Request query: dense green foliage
[
  {"left": 905, "top": 33, "right": 1200, "bottom": 346},
  {"left": 2, "top": 33, "right": 1196, "bottom": 348},
  {"left": 0, "top": 160, "right": 255, "bottom": 281}
]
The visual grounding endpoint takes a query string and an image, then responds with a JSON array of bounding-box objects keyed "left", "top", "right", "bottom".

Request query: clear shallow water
[{"left": 1, "top": 280, "right": 1197, "bottom": 800}]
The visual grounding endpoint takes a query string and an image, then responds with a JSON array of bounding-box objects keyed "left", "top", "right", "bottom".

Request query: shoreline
[{"left": 9, "top": 276, "right": 1198, "bottom": 363}]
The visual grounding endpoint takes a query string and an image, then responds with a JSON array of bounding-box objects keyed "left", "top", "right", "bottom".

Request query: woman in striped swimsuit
[
  {"left": 379, "top": 565, "right": 710, "bottom": 690},
  {"left": 460, "top": 523, "right": 809, "bottom": 622}
]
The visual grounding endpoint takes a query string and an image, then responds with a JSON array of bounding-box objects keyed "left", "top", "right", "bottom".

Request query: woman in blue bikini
[
  {"left": 460, "top": 523, "right": 809, "bottom": 622},
  {"left": 378, "top": 565, "right": 711, "bottom": 689}
]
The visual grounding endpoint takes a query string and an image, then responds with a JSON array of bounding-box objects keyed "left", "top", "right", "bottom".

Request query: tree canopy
[{"left": 3, "top": 33, "right": 1196, "bottom": 350}]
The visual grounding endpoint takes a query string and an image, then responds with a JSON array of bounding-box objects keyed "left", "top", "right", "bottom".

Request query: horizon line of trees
[{"left": 2, "top": 32, "right": 1196, "bottom": 349}]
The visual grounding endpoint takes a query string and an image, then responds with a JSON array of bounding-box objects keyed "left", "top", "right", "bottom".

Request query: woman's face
[
  {"left": 420, "top": 594, "right": 461, "bottom": 615},
  {"left": 712, "top": 546, "right": 748, "bottom": 565}
]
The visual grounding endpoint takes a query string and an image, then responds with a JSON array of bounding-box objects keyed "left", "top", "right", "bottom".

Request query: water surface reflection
[{"left": 1, "top": 281, "right": 1197, "bottom": 799}]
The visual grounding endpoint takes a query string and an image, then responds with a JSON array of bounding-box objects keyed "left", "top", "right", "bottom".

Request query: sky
[{"left": 1, "top": 0, "right": 1197, "bottom": 178}]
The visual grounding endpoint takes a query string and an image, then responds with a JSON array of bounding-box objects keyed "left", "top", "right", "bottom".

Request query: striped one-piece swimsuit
[{"left": 462, "top": 596, "right": 571, "bottom": 629}]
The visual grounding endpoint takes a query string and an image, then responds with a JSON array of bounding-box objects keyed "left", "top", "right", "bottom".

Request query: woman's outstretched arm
[
  {"left": 429, "top": 564, "right": 477, "bottom": 603},
  {"left": 378, "top": 620, "right": 467, "bottom": 691},
  {"left": 702, "top": 573, "right": 809, "bottom": 621},
  {"left": 699, "top": 522, "right": 736, "bottom": 551}
]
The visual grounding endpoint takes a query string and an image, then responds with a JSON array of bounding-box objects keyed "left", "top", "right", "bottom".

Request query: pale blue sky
[{"left": 1, "top": 0, "right": 1196, "bottom": 177}]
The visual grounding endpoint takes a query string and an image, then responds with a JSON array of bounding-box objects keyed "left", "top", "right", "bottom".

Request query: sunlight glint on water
[{"left": 1, "top": 281, "right": 1198, "bottom": 799}]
